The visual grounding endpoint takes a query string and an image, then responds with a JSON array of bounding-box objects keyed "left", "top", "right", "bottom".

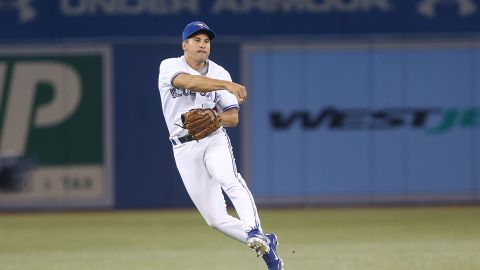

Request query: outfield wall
[
  {"left": 1, "top": 38, "right": 478, "bottom": 209},
  {"left": 242, "top": 39, "right": 480, "bottom": 205},
  {"left": 1, "top": 0, "right": 479, "bottom": 209}
]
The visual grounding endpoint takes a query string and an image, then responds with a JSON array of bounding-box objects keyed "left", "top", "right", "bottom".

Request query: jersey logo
[
  {"left": 169, "top": 88, "right": 220, "bottom": 102},
  {"left": 170, "top": 87, "right": 196, "bottom": 98}
]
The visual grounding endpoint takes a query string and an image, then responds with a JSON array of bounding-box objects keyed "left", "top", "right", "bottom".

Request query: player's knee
[
  {"left": 207, "top": 219, "right": 222, "bottom": 230},
  {"left": 221, "top": 180, "right": 243, "bottom": 194},
  {"left": 206, "top": 217, "right": 228, "bottom": 230}
]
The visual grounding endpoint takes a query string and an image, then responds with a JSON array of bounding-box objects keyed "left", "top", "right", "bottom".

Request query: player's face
[{"left": 183, "top": 33, "right": 211, "bottom": 63}]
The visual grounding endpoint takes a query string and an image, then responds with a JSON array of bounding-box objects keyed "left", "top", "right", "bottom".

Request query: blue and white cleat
[
  {"left": 247, "top": 228, "right": 270, "bottom": 257},
  {"left": 263, "top": 234, "right": 284, "bottom": 270}
]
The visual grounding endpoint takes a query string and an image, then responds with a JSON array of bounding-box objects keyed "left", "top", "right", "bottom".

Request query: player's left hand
[{"left": 181, "top": 108, "right": 223, "bottom": 140}]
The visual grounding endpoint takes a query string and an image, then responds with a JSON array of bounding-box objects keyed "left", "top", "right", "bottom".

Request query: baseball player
[{"left": 157, "top": 21, "right": 284, "bottom": 270}]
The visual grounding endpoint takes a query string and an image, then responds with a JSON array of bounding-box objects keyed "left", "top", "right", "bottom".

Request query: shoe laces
[{"left": 247, "top": 227, "right": 261, "bottom": 238}]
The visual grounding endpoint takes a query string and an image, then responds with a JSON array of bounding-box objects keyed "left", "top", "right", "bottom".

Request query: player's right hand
[{"left": 227, "top": 82, "right": 247, "bottom": 103}]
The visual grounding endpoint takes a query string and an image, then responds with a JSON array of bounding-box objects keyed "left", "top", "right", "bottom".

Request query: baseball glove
[{"left": 181, "top": 108, "right": 222, "bottom": 140}]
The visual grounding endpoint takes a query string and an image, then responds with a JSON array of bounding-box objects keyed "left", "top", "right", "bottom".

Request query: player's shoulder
[
  {"left": 208, "top": 59, "right": 230, "bottom": 76},
  {"left": 160, "top": 57, "right": 183, "bottom": 67}
]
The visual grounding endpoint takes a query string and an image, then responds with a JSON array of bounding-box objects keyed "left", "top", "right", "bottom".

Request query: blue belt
[{"left": 170, "top": 134, "right": 193, "bottom": 145}]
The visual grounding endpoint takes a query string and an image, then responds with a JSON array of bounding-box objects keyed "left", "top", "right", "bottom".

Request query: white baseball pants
[{"left": 172, "top": 129, "right": 262, "bottom": 242}]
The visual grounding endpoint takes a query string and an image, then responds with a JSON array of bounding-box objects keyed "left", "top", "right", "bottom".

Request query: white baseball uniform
[{"left": 158, "top": 56, "right": 262, "bottom": 242}]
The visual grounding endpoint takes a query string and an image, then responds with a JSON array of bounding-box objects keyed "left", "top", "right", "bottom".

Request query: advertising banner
[
  {"left": 1, "top": 0, "right": 480, "bottom": 40},
  {"left": 0, "top": 46, "right": 113, "bottom": 209},
  {"left": 243, "top": 40, "right": 480, "bottom": 204}
]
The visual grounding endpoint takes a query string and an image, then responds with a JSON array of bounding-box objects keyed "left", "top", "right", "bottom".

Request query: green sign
[{"left": 0, "top": 47, "right": 112, "bottom": 208}]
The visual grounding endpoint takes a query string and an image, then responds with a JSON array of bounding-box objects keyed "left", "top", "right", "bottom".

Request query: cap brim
[{"left": 186, "top": 29, "right": 216, "bottom": 40}]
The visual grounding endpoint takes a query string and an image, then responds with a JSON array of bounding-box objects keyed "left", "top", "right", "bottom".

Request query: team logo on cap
[{"left": 195, "top": 22, "right": 207, "bottom": 28}]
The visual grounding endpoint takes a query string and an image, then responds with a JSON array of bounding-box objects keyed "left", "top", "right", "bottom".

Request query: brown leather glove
[{"left": 181, "top": 108, "right": 222, "bottom": 140}]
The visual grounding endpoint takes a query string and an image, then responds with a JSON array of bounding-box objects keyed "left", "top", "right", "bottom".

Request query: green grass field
[{"left": 1, "top": 207, "right": 480, "bottom": 270}]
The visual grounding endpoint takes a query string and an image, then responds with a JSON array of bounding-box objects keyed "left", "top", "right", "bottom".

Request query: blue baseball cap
[{"left": 182, "top": 21, "right": 216, "bottom": 41}]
